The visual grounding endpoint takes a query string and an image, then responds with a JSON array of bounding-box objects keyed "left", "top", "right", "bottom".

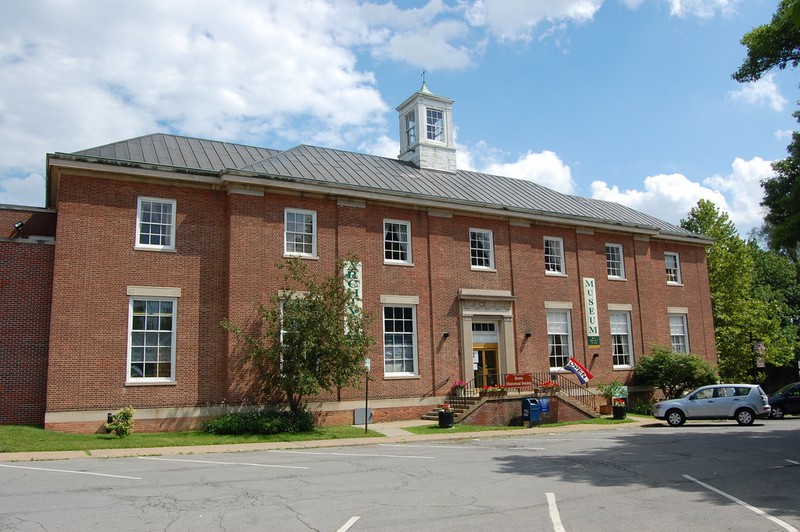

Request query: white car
[{"left": 652, "top": 384, "right": 771, "bottom": 426}]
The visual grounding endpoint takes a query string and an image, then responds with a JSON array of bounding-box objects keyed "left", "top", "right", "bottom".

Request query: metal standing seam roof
[{"left": 68, "top": 133, "right": 697, "bottom": 238}]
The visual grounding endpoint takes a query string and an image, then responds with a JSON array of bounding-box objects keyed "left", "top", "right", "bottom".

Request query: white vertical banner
[
  {"left": 344, "top": 260, "right": 363, "bottom": 314},
  {"left": 583, "top": 277, "right": 600, "bottom": 347}
]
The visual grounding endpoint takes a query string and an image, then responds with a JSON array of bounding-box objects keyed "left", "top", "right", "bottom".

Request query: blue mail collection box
[{"left": 522, "top": 398, "right": 540, "bottom": 426}]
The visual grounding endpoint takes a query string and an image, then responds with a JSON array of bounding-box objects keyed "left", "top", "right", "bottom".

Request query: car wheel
[
  {"left": 666, "top": 409, "right": 685, "bottom": 427},
  {"left": 735, "top": 408, "right": 755, "bottom": 425},
  {"left": 771, "top": 405, "right": 785, "bottom": 419}
]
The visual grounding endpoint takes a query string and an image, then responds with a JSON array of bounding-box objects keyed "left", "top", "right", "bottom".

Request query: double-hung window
[
  {"left": 610, "top": 311, "right": 633, "bottom": 367},
  {"left": 136, "top": 197, "right": 176, "bottom": 251},
  {"left": 544, "top": 237, "right": 565, "bottom": 274},
  {"left": 606, "top": 243, "right": 625, "bottom": 279},
  {"left": 547, "top": 310, "right": 573, "bottom": 369},
  {"left": 383, "top": 305, "right": 417, "bottom": 376},
  {"left": 470, "top": 229, "right": 494, "bottom": 269},
  {"left": 665, "top": 252, "right": 681, "bottom": 284},
  {"left": 405, "top": 111, "right": 417, "bottom": 145},
  {"left": 384, "top": 220, "right": 411, "bottom": 264},
  {"left": 285, "top": 209, "right": 317, "bottom": 257},
  {"left": 426, "top": 108, "right": 444, "bottom": 142},
  {"left": 128, "top": 297, "right": 176, "bottom": 382},
  {"left": 669, "top": 313, "right": 689, "bottom": 352}
]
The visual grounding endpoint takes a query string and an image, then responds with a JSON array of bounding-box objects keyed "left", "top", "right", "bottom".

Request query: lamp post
[{"left": 364, "top": 358, "right": 371, "bottom": 434}]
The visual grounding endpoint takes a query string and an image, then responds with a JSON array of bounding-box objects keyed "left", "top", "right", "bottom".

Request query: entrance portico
[{"left": 458, "top": 289, "right": 516, "bottom": 386}]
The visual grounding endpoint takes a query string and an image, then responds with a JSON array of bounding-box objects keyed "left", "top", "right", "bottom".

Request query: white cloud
[
  {"left": 591, "top": 173, "right": 728, "bottom": 228},
  {"left": 483, "top": 150, "right": 575, "bottom": 193},
  {"left": 359, "top": 135, "right": 399, "bottom": 159},
  {"left": 465, "top": 0, "right": 603, "bottom": 42},
  {"left": 591, "top": 156, "right": 772, "bottom": 235},
  {"left": 703, "top": 156, "right": 771, "bottom": 231},
  {"left": 728, "top": 74, "right": 787, "bottom": 112},
  {"left": 667, "top": 0, "right": 739, "bottom": 18},
  {"left": 775, "top": 129, "right": 793, "bottom": 140}
]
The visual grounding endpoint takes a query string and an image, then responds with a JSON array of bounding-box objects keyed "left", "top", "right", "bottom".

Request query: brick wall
[
  {"left": 39, "top": 171, "right": 715, "bottom": 432},
  {"left": 0, "top": 231, "right": 55, "bottom": 425}
]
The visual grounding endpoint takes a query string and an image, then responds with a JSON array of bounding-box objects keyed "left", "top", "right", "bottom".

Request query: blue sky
[{"left": 0, "top": 0, "right": 793, "bottom": 236}]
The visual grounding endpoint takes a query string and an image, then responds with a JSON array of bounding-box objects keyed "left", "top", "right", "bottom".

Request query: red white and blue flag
[{"left": 563, "top": 357, "right": 593, "bottom": 384}]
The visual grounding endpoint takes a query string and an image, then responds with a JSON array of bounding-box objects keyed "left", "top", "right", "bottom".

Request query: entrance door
[{"left": 473, "top": 345, "right": 499, "bottom": 387}]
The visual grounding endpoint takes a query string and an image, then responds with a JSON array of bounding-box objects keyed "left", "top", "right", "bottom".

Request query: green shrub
[
  {"left": 635, "top": 345, "right": 717, "bottom": 399},
  {"left": 203, "top": 409, "right": 315, "bottom": 435},
  {"left": 104, "top": 406, "right": 135, "bottom": 438}
]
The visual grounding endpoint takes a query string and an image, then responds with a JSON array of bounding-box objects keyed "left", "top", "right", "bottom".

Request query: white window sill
[
  {"left": 284, "top": 254, "right": 319, "bottom": 260},
  {"left": 134, "top": 246, "right": 177, "bottom": 253},
  {"left": 607, "top": 276, "right": 627, "bottom": 281},
  {"left": 545, "top": 271, "right": 567, "bottom": 277},
  {"left": 384, "top": 260, "right": 414, "bottom": 267},
  {"left": 471, "top": 266, "right": 496, "bottom": 272},
  {"left": 667, "top": 281, "right": 683, "bottom": 287},
  {"left": 125, "top": 380, "right": 177, "bottom": 386},
  {"left": 613, "top": 365, "right": 633, "bottom": 370},
  {"left": 383, "top": 374, "right": 420, "bottom": 380}
]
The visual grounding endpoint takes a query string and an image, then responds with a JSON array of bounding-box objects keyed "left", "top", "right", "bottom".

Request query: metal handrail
[{"left": 444, "top": 372, "right": 598, "bottom": 412}]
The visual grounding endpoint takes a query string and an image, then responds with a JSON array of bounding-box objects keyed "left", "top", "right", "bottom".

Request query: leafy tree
[
  {"left": 681, "top": 200, "right": 794, "bottom": 381},
  {"left": 763, "top": 118, "right": 800, "bottom": 259},
  {"left": 634, "top": 345, "right": 718, "bottom": 399},
  {"left": 221, "top": 257, "right": 374, "bottom": 417},
  {"left": 733, "top": 0, "right": 800, "bottom": 83},
  {"left": 733, "top": 0, "right": 800, "bottom": 257}
]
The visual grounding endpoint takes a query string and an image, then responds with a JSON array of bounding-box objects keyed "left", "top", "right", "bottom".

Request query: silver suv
[{"left": 652, "top": 384, "right": 771, "bottom": 426}]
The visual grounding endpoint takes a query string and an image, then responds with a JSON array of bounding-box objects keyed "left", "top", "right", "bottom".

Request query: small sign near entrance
[
  {"left": 505, "top": 373, "right": 533, "bottom": 388},
  {"left": 538, "top": 397, "right": 550, "bottom": 413}
]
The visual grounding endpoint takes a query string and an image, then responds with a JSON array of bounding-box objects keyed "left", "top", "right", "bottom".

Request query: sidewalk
[{"left": 0, "top": 417, "right": 650, "bottom": 463}]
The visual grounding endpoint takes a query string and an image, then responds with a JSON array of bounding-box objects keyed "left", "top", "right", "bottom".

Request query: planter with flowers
[
  {"left": 438, "top": 403, "right": 455, "bottom": 428},
  {"left": 538, "top": 380, "right": 560, "bottom": 397},
  {"left": 612, "top": 397, "right": 627, "bottom": 419},
  {"left": 479, "top": 385, "right": 508, "bottom": 398},
  {"left": 449, "top": 380, "right": 467, "bottom": 396}
]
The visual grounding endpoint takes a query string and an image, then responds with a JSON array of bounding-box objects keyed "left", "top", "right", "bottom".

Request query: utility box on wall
[{"left": 354, "top": 408, "right": 373, "bottom": 425}]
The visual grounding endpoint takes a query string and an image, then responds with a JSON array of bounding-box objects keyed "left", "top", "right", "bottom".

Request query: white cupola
[{"left": 396, "top": 81, "right": 456, "bottom": 173}]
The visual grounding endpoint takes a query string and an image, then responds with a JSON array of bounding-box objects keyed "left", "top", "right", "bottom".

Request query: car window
[
  {"left": 692, "top": 388, "right": 714, "bottom": 400},
  {"left": 732, "top": 387, "right": 751, "bottom": 397},
  {"left": 773, "top": 383, "right": 797, "bottom": 396}
]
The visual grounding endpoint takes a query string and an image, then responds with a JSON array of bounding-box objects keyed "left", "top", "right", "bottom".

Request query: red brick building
[{"left": 1, "top": 84, "right": 715, "bottom": 432}]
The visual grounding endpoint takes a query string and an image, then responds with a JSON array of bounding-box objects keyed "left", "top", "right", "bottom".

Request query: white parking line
[
  {"left": 683, "top": 475, "right": 798, "bottom": 532},
  {"left": 786, "top": 459, "right": 799, "bottom": 466},
  {"left": 269, "top": 450, "right": 434, "bottom": 459},
  {"left": 336, "top": 516, "right": 360, "bottom": 532},
  {"left": 381, "top": 444, "right": 545, "bottom": 451},
  {"left": 546, "top": 493, "right": 566, "bottom": 532},
  {"left": 138, "top": 457, "right": 309, "bottom": 469},
  {"left": 0, "top": 463, "right": 141, "bottom": 480}
]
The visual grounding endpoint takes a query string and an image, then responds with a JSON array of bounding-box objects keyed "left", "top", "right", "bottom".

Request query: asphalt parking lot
[{"left": 1, "top": 419, "right": 798, "bottom": 531}]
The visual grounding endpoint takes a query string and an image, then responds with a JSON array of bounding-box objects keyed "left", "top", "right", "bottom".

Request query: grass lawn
[
  {"left": 0, "top": 425, "right": 384, "bottom": 454},
  {"left": 404, "top": 415, "right": 638, "bottom": 435}
]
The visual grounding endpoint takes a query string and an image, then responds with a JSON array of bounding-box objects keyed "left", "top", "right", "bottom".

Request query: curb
[{"left": 0, "top": 418, "right": 650, "bottom": 463}]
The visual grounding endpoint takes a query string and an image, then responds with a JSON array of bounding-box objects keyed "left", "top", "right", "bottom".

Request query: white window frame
[
  {"left": 665, "top": 252, "right": 682, "bottom": 284},
  {"left": 547, "top": 309, "right": 573, "bottom": 370},
  {"left": 544, "top": 236, "right": 565, "bottom": 275},
  {"left": 284, "top": 208, "right": 317, "bottom": 258},
  {"left": 669, "top": 313, "right": 689, "bottom": 353},
  {"left": 606, "top": 243, "right": 625, "bottom": 279},
  {"left": 127, "top": 296, "right": 177, "bottom": 383},
  {"left": 405, "top": 111, "right": 417, "bottom": 145},
  {"left": 383, "top": 219, "right": 412, "bottom": 264},
  {"left": 469, "top": 228, "right": 495, "bottom": 270},
  {"left": 610, "top": 311, "right": 634, "bottom": 368},
  {"left": 426, "top": 107, "right": 444, "bottom": 142},
  {"left": 135, "top": 197, "right": 176, "bottom": 251},
  {"left": 382, "top": 304, "right": 418, "bottom": 377}
]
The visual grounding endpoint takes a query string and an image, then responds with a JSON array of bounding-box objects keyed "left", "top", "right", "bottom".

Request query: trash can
[{"left": 522, "top": 398, "right": 540, "bottom": 427}]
